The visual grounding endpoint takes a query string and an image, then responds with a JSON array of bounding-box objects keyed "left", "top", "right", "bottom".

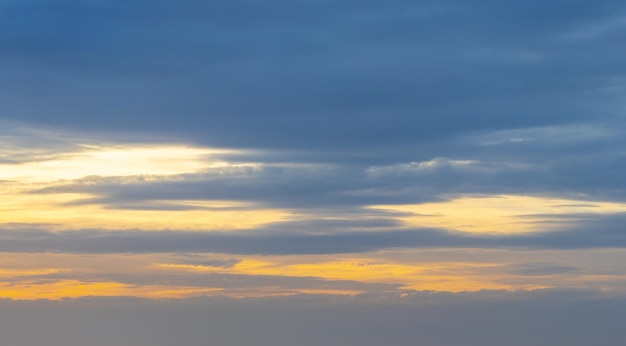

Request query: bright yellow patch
[
  {"left": 0, "top": 280, "right": 223, "bottom": 300},
  {"left": 0, "top": 193, "right": 290, "bottom": 231},
  {"left": 0, "top": 143, "right": 291, "bottom": 230},
  {"left": 0, "top": 145, "right": 239, "bottom": 183},
  {"left": 161, "top": 258, "right": 515, "bottom": 293},
  {"left": 370, "top": 195, "right": 626, "bottom": 234}
]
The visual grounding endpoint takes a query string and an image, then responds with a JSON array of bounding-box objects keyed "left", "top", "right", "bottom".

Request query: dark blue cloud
[
  {"left": 1, "top": 0, "right": 624, "bottom": 153},
  {"left": 2, "top": 213, "right": 625, "bottom": 254},
  {"left": 30, "top": 138, "right": 626, "bottom": 209}
]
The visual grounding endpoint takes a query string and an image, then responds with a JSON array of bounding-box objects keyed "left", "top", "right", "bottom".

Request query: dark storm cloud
[
  {"left": 1, "top": 213, "right": 625, "bottom": 255},
  {"left": 1, "top": 0, "right": 625, "bottom": 154}
]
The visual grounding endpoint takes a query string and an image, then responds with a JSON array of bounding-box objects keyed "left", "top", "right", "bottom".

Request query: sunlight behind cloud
[
  {"left": 0, "top": 280, "right": 223, "bottom": 300},
  {"left": 370, "top": 195, "right": 626, "bottom": 234},
  {"left": 161, "top": 257, "right": 513, "bottom": 293},
  {"left": 0, "top": 187, "right": 291, "bottom": 231},
  {"left": 0, "top": 144, "right": 239, "bottom": 183},
  {"left": 0, "top": 139, "right": 289, "bottom": 231}
]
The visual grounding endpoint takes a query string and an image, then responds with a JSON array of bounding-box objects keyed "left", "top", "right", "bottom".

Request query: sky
[{"left": 1, "top": 0, "right": 626, "bottom": 344}]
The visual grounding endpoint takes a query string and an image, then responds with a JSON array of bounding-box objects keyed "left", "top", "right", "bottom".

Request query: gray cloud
[
  {"left": 170, "top": 257, "right": 242, "bottom": 269},
  {"left": 505, "top": 262, "right": 580, "bottom": 276},
  {"left": 26, "top": 142, "right": 626, "bottom": 211},
  {"left": 11, "top": 270, "right": 401, "bottom": 294},
  {"left": 0, "top": 290, "right": 625, "bottom": 346},
  {"left": 1, "top": 213, "right": 625, "bottom": 255}
]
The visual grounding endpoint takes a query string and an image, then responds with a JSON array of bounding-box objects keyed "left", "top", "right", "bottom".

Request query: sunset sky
[{"left": 2, "top": 0, "right": 626, "bottom": 344}]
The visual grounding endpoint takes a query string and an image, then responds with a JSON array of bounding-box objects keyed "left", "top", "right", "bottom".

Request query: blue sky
[{"left": 1, "top": 0, "right": 626, "bottom": 344}]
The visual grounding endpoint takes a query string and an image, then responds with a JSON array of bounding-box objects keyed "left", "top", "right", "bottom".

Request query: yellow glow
[
  {"left": 0, "top": 268, "right": 61, "bottom": 276},
  {"left": 5, "top": 133, "right": 626, "bottom": 298},
  {"left": 0, "top": 145, "right": 243, "bottom": 183},
  {"left": 161, "top": 258, "right": 514, "bottom": 293},
  {"left": 0, "top": 142, "right": 290, "bottom": 231},
  {"left": 370, "top": 195, "right": 626, "bottom": 233},
  {"left": 0, "top": 280, "right": 130, "bottom": 300},
  {"left": 2, "top": 249, "right": 625, "bottom": 299},
  {"left": 0, "top": 191, "right": 290, "bottom": 230},
  {"left": 0, "top": 280, "right": 223, "bottom": 300}
]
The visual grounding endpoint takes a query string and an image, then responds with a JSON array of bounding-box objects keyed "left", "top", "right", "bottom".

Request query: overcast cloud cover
[
  {"left": 2, "top": 291, "right": 626, "bottom": 346},
  {"left": 1, "top": 0, "right": 626, "bottom": 344}
]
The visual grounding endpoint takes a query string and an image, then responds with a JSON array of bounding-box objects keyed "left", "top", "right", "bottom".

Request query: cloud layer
[
  {"left": 1, "top": 0, "right": 625, "bottom": 311},
  {"left": 1, "top": 291, "right": 626, "bottom": 346}
]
